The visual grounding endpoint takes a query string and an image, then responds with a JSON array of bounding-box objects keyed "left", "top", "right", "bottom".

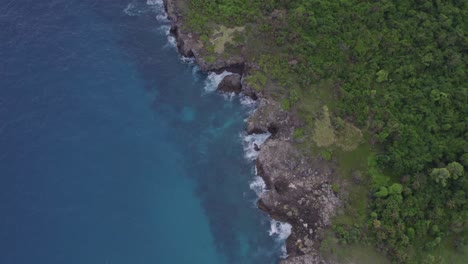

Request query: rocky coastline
[{"left": 163, "top": 1, "right": 341, "bottom": 263}]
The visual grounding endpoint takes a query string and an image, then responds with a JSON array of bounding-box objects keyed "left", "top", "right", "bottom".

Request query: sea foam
[
  {"left": 269, "top": 220, "right": 292, "bottom": 258},
  {"left": 204, "top": 71, "right": 232, "bottom": 92},
  {"left": 124, "top": 0, "right": 166, "bottom": 17},
  {"left": 249, "top": 175, "right": 267, "bottom": 197},
  {"left": 123, "top": 3, "right": 141, "bottom": 16},
  {"left": 166, "top": 35, "right": 177, "bottom": 48},
  {"left": 146, "top": 0, "right": 166, "bottom": 22},
  {"left": 242, "top": 132, "right": 271, "bottom": 161},
  {"left": 157, "top": 25, "right": 177, "bottom": 49},
  {"left": 240, "top": 95, "right": 258, "bottom": 108},
  {"left": 181, "top": 56, "right": 195, "bottom": 64},
  {"left": 146, "top": 0, "right": 168, "bottom": 22},
  {"left": 221, "top": 92, "right": 236, "bottom": 101}
]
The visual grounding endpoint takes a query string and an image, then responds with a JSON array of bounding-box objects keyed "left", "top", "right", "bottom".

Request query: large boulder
[
  {"left": 217, "top": 74, "right": 242, "bottom": 94},
  {"left": 246, "top": 99, "right": 292, "bottom": 138}
]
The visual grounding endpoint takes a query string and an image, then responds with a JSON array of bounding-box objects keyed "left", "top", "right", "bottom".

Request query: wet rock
[
  {"left": 254, "top": 143, "right": 260, "bottom": 151},
  {"left": 217, "top": 74, "right": 242, "bottom": 94},
  {"left": 247, "top": 99, "right": 292, "bottom": 137}
]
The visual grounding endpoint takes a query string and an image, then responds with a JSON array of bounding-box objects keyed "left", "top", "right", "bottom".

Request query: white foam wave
[
  {"left": 180, "top": 56, "right": 195, "bottom": 64},
  {"left": 242, "top": 132, "right": 271, "bottom": 161},
  {"left": 159, "top": 25, "right": 171, "bottom": 35},
  {"left": 167, "top": 35, "right": 177, "bottom": 48},
  {"left": 222, "top": 92, "right": 236, "bottom": 101},
  {"left": 240, "top": 95, "right": 258, "bottom": 108},
  {"left": 146, "top": 0, "right": 164, "bottom": 11},
  {"left": 269, "top": 220, "right": 292, "bottom": 240},
  {"left": 190, "top": 65, "right": 202, "bottom": 81},
  {"left": 249, "top": 175, "right": 267, "bottom": 197},
  {"left": 157, "top": 25, "right": 177, "bottom": 49},
  {"left": 280, "top": 244, "right": 288, "bottom": 259},
  {"left": 156, "top": 13, "right": 168, "bottom": 21},
  {"left": 204, "top": 71, "right": 232, "bottom": 92},
  {"left": 125, "top": 0, "right": 165, "bottom": 17},
  {"left": 146, "top": 0, "right": 162, "bottom": 5},
  {"left": 145, "top": 0, "right": 169, "bottom": 22},
  {"left": 123, "top": 3, "right": 141, "bottom": 16},
  {"left": 269, "top": 220, "right": 292, "bottom": 258}
]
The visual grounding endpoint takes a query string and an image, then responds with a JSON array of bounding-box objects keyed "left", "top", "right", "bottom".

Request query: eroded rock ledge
[
  {"left": 250, "top": 105, "right": 340, "bottom": 263},
  {"left": 163, "top": 1, "right": 341, "bottom": 263},
  {"left": 164, "top": 0, "right": 245, "bottom": 73}
]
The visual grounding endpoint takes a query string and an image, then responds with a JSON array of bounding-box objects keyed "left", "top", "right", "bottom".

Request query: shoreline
[{"left": 162, "top": 1, "right": 342, "bottom": 263}]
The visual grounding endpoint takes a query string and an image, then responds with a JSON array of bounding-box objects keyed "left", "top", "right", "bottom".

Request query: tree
[
  {"left": 375, "top": 186, "right": 389, "bottom": 197},
  {"left": 376, "top": 69, "right": 389, "bottom": 82},
  {"left": 388, "top": 183, "right": 403, "bottom": 195},
  {"left": 447, "top": 162, "right": 464, "bottom": 179},
  {"left": 460, "top": 153, "right": 468, "bottom": 167},
  {"left": 430, "top": 168, "right": 451, "bottom": 187}
]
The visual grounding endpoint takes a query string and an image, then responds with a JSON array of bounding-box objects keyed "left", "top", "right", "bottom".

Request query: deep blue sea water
[{"left": 0, "top": 0, "right": 286, "bottom": 263}]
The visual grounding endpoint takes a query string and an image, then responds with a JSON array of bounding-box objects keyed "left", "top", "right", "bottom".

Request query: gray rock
[
  {"left": 247, "top": 99, "right": 292, "bottom": 137},
  {"left": 256, "top": 139, "right": 341, "bottom": 258},
  {"left": 217, "top": 74, "right": 242, "bottom": 94}
]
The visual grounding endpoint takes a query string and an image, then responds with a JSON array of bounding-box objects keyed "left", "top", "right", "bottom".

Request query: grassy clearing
[
  {"left": 210, "top": 25, "right": 244, "bottom": 54},
  {"left": 321, "top": 235, "right": 391, "bottom": 264},
  {"left": 312, "top": 106, "right": 335, "bottom": 147},
  {"left": 335, "top": 122, "right": 363, "bottom": 152}
]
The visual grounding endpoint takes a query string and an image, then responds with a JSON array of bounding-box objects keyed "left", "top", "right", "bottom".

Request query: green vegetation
[
  {"left": 321, "top": 150, "right": 333, "bottom": 162},
  {"left": 312, "top": 105, "right": 335, "bottom": 147},
  {"left": 210, "top": 25, "right": 244, "bottom": 53},
  {"left": 183, "top": 0, "right": 467, "bottom": 262}
]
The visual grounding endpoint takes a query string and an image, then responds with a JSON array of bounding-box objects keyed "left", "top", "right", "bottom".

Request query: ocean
[{"left": 0, "top": 0, "right": 288, "bottom": 263}]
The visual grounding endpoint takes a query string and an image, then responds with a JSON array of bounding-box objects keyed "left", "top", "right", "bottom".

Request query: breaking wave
[
  {"left": 203, "top": 71, "right": 232, "bottom": 93},
  {"left": 242, "top": 132, "right": 270, "bottom": 161},
  {"left": 249, "top": 175, "right": 266, "bottom": 197},
  {"left": 269, "top": 220, "right": 292, "bottom": 258}
]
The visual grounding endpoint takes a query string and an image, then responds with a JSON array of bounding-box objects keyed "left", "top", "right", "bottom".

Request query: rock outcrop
[
  {"left": 246, "top": 99, "right": 340, "bottom": 261},
  {"left": 217, "top": 74, "right": 242, "bottom": 94},
  {"left": 256, "top": 140, "right": 340, "bottom": 259},
  {"left": 246, "top": 99, "right": 292, "bottom": 137},
  {"left": 163, "top": 0, "right": 245, "bottom": 73}
]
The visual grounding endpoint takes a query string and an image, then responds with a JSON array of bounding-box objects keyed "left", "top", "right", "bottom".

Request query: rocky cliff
[{"left": 163, "top": 1, "right": 341, "bottom": 263}]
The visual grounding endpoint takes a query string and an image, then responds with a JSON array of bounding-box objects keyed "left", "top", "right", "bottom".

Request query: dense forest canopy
[{"left": 185, "top": 0, "right": 467, "bottom": 262}]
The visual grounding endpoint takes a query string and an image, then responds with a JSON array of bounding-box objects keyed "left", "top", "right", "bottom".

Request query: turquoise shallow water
[{"left": 0, "top": 0, "right": 284, "bottom": 263}]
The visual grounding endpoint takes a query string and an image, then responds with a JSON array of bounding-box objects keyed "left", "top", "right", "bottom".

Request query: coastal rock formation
[
  {"left": 246, "top": 99, "right": 292, "bottom": 138},
  {"left": 163, "top": 1, "right": 341, "bottom": 263},
  {"left": 217, "top": 74, "right": 242, "bottom": 94},
  {"left": 163, "top": 0, "right": 245, "bottom": 73},
  {"left": 256, "top": 140, "right": 341, "bottom": 259},
  {"left": 247, "top": 98, "right": 340, "bottom": 262}
]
